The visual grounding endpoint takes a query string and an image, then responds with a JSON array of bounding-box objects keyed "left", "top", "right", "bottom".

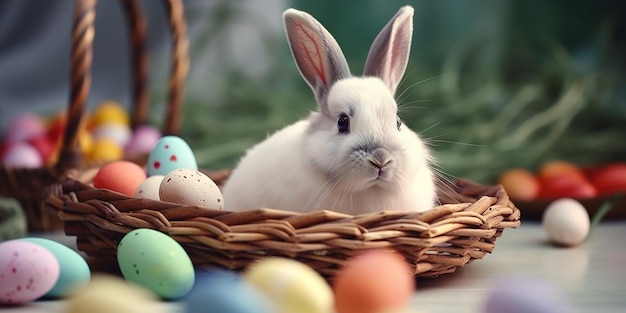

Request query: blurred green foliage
[{"left": 170, "top": 0, "right": 625, "bottom": 184}]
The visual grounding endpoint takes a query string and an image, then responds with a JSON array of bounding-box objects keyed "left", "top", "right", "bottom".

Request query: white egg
[
  {"left": 542, "top": 198, "right": 590, "bottom": 247},
  {"left": 159, "top": 169, "right": 223, "bottom": 209},
  {"left": 2, "top": 143, "right": 43, "bottom": 168},
  {"left": 91, "top": 123, "right": 132, "bottom": 147},
  {"left": 134, "top": 175, "right": 164, "bottom": 201}
]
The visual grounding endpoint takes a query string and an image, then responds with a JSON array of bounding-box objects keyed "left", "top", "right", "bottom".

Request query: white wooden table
[{"left": 3, "top": 222, "right": 625, "bottom": 313}]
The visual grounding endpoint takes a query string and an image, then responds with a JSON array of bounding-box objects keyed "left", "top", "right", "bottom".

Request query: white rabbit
[{"left": 222, "top": 6, "right": 436, "bottom": 214}]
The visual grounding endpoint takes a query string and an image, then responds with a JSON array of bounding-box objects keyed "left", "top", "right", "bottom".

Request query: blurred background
[{"left": 1, "top": 0, "right": 624, "bottom": 185}]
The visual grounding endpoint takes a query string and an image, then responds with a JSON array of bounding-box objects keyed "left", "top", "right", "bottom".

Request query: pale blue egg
[
  {"left": 117, "top": 228, "right": 195, "bottom": 299},
  {"left": 146, "top": 136, "right": 198, "bottom": 176},
  {"left": 184, "top": 269, "right": 273, "bottom": 313},
  {"left": 20, "top": 237, "right": 91, "bottom": 298}
]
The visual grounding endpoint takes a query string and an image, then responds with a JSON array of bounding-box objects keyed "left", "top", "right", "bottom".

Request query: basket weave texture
[
  {"left": 0, "top": 0, "right": 189, "bottom": 231},
  {"left": 44, "top": 176, "right": 520, "bottom": 278}
]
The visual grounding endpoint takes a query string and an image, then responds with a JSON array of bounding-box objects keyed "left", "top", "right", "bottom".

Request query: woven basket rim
[{"left": 44, "top": 175, "right": 521, "bottom": 278}]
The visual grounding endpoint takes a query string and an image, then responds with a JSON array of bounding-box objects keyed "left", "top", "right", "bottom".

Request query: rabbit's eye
[
  {"left": 396, "top": 115, "right": 402, "bottom": 131},
  {"left": 337, "top": 113, "right": 350, "bottom": 134}
]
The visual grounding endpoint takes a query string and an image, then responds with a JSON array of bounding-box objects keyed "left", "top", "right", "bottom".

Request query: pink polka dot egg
[{"left": 0, "top": 240, "right": 60, "bottom": 304}]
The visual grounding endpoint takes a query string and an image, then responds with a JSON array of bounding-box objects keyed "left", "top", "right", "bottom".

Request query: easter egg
[
  {"left": 185, "top": 270, "right": 273, "bottom": 313},
  {"left": 146, "top": 136, "right": 197, "bottom": 176},
  {"left": 333, "top": 249, "right": 415, "bottom": 313},
  {"left": 245, "top": 257, "right": 333, "bottom": 313},
  {"left": 92, "top": 123, "right": 132, "bottom": 147},
  {"left": 93, "top": 161, "right": 147, "bottom": 196},
  {"left": 90, "top": 100, "right": 130, "bottom": 127},
  {"left": 0, "top": 240, "right": 60, "bottom": 304},
  {"left": 134, "top": 175, "right": 164, "bottom": 201},
  {"left": 2, "top": 142, "right": 43, "bottom": 168},
  {"left": 89, "top": 138, "right": 124, "bottom": 163},
  {"left": 484, "top": 274, "right": 577, "bottom": 313},
  {"left": 542, "top": 198, "right": 590, "bottom": 247},
  {"left": 117, "top": 228, "right": 195, "bottom": 299},
  {"left": 20, "top": 237, "right": 91, "bottom": 298},
  {"left": 3, "top": 113, "right": 46, "bottom": 143},
  {"left": 125, "top": 125, "right": 161, "bottom": 157},
  {"left": 66, "top": 274, "right": 164, "bottom": 313},
  {"left": 159, "top": 169, "right": 223, "bottom": 209},
  {"left": 499, "top": 168, "right": 540, "bottom": 201},
  {"left": 27, "top": 135, "right": 55, "bottom": 165}
]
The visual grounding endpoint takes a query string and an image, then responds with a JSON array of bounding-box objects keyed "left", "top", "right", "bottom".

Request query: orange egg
[
  {"left": 93, "top": 161, "right": 147, "bottom": 196},
  {"left": 498, "top": 168, "right": 540, "bottom": 201},
  {"left": 333, "top": 249, "right": 414, "bottom": 313},
  {"left": 538, "top": 160, "right": 586, "bottom": 181}
]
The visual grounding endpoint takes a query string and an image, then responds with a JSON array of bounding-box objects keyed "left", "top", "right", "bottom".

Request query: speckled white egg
[
  {"left": 542, "top": 198, "right": 590, "bottom": 247},
  {"left": 134, "top": 175, "right": 164, "bottom": 201},
  {"left": 159, "top": 169, "right": 223, "bottom": 210}
]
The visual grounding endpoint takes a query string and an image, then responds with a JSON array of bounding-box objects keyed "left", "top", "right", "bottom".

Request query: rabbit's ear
[
  {"left": 283, "top": 9, "right": 351, "bottom": 116},
  {"left": 363, "top": 6, "right": 414, "bottom": 96}
]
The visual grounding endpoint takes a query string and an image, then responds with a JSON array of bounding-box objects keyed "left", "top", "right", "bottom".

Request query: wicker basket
[
  {"left": 42, "top": 0, "right": 520, "bottom": 279},
  {"left": 45, "top": 175, "right": 520, "bottom": 278},
  {"left": 0, "top": 0, "right": 189, "bottom": 232}
]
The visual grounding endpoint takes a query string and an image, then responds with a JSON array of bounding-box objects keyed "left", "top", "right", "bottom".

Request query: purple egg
[
  {"left": 125, "top": 125, "right": 161, "bottom": 156},
  {"left": 484, "top": 274, "right": 578, "bottom": 313}
]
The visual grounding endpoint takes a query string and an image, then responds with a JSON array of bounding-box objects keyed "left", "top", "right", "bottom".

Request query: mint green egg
[
  {"left": 117, "top": 229, "right": 195, "bottom": 299},
  {"left": 20, "top": 237, "right": 91, "bottom": 298}
]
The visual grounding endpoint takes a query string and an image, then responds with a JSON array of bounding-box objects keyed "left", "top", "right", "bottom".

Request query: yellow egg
[
  {"left": 244, "top": 258, "right": 333, "bottom": 313},
  {"left": 78, "top": 128, "right": 94, "bottom": 155},
  {"left": 66, "top": 274, "right": 166, "bottom": 313},
  {"left": 90, "top": 100, "right": 130, "bottom": 127},
  {"left": 89, "top": 138, "right": 123, "bottom": 163}
]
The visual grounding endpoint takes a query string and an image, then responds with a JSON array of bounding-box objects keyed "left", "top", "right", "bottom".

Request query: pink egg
[
  {"left": 0, "top": 240, "right": 60, "bottom": 304},
  {"left": 2, "top": 142, "right": 43, "bottom": 168},
  {"left": 3, "top": 113, "right": 47, "bottom": 143},
  {"left": 125, "top": 125, "right": 161, "bottom": 156}
]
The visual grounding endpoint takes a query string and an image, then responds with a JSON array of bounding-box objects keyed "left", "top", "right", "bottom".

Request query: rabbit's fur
[{"left": 222, "top": 6, "right": 436, "bottom": 214}]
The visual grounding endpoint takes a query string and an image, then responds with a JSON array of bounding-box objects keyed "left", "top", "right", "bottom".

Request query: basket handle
[{"left": 56, "top": 0, "right": 189, "bottom": 173}]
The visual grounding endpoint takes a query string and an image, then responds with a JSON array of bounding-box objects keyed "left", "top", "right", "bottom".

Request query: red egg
[
  {"left": 93, "top": 161, "right": 147, "bottom": 196},
  {"left": 333, "top": 249, "right": 415, "bottom": 313},
  {"left": 590, "top": 163, "right": 626, "bottom": 196},
  {"left": 28, "top": 135, "right": 56, "bottom": 165}
]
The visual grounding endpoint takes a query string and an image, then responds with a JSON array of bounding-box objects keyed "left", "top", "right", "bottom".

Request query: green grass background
[{"left": 148, "top": 0, "right": 625, "bottom": 185}]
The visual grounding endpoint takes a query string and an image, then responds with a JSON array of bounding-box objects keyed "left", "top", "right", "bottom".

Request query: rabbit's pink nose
[{"left": 369, "top": 159, "right": 392, "bottom": 177}]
